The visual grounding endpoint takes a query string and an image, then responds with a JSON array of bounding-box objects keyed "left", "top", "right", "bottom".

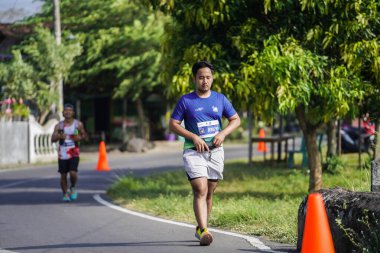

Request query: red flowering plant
[{"left": 0, "top": 98, "right": 30, "bottom": 121}]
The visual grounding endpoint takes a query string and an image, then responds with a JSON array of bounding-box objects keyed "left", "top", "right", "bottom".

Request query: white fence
[
  {"left": 0, "top": 121, "right": 29, "bottom": 164},
  {"left": 29, "top": 116, "right": 59, "bottom": 163},
  {"left": 0, "top": 116, "right": 59, "bottom": 165}
]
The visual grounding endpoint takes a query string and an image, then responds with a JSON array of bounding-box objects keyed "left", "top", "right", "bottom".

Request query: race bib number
[
  {"left": 197, "top": 120, "right": 220, "bottom": 138},
  {"left": 64, "top": 137, "right": 76, "bottom": 147}
]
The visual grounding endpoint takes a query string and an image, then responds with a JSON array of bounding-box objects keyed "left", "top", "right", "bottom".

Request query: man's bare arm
[
  {"left": 51, "top": 124, "right": 63, "bottom": 143},
  {"left": 73, "top": 121, "right": 87, "bottom": 142},
  {"left": 213, "top": 113, "right": 241, "bottom": 147}
]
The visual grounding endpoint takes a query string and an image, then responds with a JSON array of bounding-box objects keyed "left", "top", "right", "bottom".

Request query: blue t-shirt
[{"left": 171, "top": 91, "right": 237, "bottom": 149}]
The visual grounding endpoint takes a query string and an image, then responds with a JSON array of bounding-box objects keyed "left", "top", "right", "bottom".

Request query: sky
[{"left": 0, "top": 0, "right": 43, "bottom": 24}]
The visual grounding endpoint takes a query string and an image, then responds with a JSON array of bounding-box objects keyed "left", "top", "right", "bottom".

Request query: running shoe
[
  {"left": 62, "top": 193, "right": 71, "bottom": 202},
  {"left": 69, "top": 187, "right": 77, "bottom": 200},
  {"left": 195, "top": 226, "right": 201, "bottom": 240},
  {"left": 199, "top": 228, "right": 213, "bottom": 246}
]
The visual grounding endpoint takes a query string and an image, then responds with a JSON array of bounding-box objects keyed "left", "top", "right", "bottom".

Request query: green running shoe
[
  {"left": 70, "top": 187, "right": 77, "bottom": 200},
  {"left": 62, "top": 193, "right": 71, "bottom": 202}
]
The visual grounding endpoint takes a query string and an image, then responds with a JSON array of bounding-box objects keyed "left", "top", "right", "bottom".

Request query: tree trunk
[
  {"left": 304, "top": 131, "right": 323, "bottom": 192},
  {"left": 336, "top": 120, "right": 342, "bottom": 155},
  {"left": 122, "top": 98, "right": 128, "bottom": 142},
  {"left": 358, "top": 117, "right": 362, "bottom": 168},
  {"left": 53, "top": 0, "right": 62, "bottom": 45},
  {"left": 326, "top": 119, "right": 337, "bottom": 158},
  {"left": 52, "top": 0, "right": 63, "bottom": 115},
  {"left": 38, "top": 110, "right": 50, "bottom": 125},
  {"left": 248, "top": 108, "right": 253, "bottom": 166},
  {"left": 277, "top": 115, "right": 283, "bottom": 162},
  {"left": 295, "top": 106, "right": 323, "bottom": 192},
  {"left": 136, "top": 98, "right": 148, "bottom": 139},
  {"left": 374, "top": 119, "right": 380, "bottom": 160}
]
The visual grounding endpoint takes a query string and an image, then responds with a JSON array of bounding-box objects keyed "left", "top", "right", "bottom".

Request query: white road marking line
[
  {"left": 0, "top": 176, "right": 56, "bottom": 189},
  {"left": 93, "top": 194, "right": 273, "bottom": 251},
  {"left": 0, "top": 179, "right": 41, "bottom": 189},
  {"left": 0, "top": 249, "right": 18, "bottom": 253}
]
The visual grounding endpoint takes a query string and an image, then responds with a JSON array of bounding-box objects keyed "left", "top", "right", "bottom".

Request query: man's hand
[
  {"left": 213, "top": 132, "right": 226, "bottom": 147},
  {"left": 192, "top": 135, "right": 209, "bottom": 152},
  {"left": 58, "top": 131, "right": 66, "bottom": 140},
  {"left": 212, "top": 114, "right": 240, "bottom": 147}
]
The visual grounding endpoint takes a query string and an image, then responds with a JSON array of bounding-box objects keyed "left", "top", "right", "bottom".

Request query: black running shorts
[{"left": 58, "top": 157, "right": 80, "bottom": 174}]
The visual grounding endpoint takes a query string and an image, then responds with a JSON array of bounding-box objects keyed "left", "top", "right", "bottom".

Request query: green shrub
[{"left": 323, "top": 155, "right": 345, "bottom": 174}]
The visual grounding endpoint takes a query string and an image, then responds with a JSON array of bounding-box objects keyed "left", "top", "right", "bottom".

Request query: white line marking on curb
[{"left": 93, "top": 194, "right": 272, "bottom": 251}]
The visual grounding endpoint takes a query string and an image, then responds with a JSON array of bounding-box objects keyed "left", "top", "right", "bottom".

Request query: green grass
[{"left": 107, "top": 153, "right": 371, "bottom": 244}]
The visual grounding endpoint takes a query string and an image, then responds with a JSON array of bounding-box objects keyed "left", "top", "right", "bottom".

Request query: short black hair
[
  {"left": 63, "top": 103, "right": 74, "bottom": 110},
  {"left": 192, "top": 61, "right": 215, "bottom": 76}
]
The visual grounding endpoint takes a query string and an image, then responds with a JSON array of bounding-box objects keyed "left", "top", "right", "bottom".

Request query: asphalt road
[{"left": 0, "top": 142, "right": 296, "bottom": 253}]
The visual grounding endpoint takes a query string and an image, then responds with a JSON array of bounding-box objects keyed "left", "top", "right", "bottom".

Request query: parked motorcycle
[{"left": 340, "top": 125, "right": 375, "bottom": 154}]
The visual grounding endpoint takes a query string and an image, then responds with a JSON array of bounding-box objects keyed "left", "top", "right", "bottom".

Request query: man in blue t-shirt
[{"left": 169, "top": 61, "right": 240, "bottom": 246}]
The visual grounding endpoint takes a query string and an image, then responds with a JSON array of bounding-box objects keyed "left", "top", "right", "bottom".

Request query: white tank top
[{"left": 58, "top": 120, "right": 80, "bottom": 160}]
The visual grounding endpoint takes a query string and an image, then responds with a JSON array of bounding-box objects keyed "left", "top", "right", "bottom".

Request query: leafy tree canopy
[
  {"left": 28, "top": 0, "right": 167, "bottom": 100},
  {"left": 147, "top": 0, "right": 379, "bottom": 116},
  {"left": 145, "top": 0, "right": 380, "bottom": 191},
  {"left": 1, "top": 27, "right": 81, "bottom": 121}
]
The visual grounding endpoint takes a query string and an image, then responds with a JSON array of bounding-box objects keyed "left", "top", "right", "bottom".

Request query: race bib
[
  {"left": 64, "top": 137, "right": 76, "bottom": 147},
  {"left": 197, "top": 120, "right": 220, "bottom": 138}
]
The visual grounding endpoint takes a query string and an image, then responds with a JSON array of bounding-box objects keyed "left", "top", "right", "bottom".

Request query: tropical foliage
[
  {"left": 45, "top": 0, "right": 167, "bottom": 101},
  {"left": 25, "top": 0, "right": 167, "bottom": 134},
  {"left": 145, "top": 0, "right": 380, "bottom": 191},
  {"left": 0, "top": 27, "right": 81, "bottom": 123}
]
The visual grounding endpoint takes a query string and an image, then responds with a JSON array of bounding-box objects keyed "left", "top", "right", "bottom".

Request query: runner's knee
[{"left": 193, "top": 187, "right": 208, "bottom": 198}]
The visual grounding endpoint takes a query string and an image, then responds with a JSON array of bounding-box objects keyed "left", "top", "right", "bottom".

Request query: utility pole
[{"left": 53, "top": 0, "right": 63, "bottom": 116}]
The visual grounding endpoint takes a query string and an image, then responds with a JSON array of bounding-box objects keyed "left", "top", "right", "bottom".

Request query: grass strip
[{"left": 107, "top": 154, "right": 370, "bottom": 244}]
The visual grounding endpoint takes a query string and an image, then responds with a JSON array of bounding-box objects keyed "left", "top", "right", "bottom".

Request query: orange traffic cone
[
  {"left": 257, "top": 128, "right": 268, "bottom": 152},
  {"left": 96, "top": 141, "right": 111, "bottom": 171},
  {"left": 301, "top": 193, "right": 335, "bottom": 253}
]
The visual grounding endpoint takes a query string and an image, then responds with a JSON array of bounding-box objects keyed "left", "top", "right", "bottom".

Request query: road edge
[{"left": 93, "top": 194, "right": 274, "bottom": 251}]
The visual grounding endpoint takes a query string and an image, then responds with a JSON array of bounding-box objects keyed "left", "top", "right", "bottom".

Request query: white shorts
[{"left": 183, "top": 147, "right": 224, "bottom": 180}]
